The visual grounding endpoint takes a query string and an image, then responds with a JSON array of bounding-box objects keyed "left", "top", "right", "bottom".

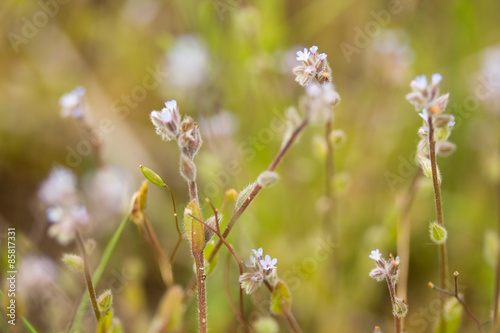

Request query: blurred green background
[{"left": 1, "top": 0, "right": 500, "bottom": 332}]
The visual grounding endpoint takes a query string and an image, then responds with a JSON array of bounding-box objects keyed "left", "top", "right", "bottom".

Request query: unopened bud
[
  {"left": 225, "top": 189, "right": 238, "bottom": 202},
  {"left": 392, "top": 298, "right": 408, "bottom": 318},
  {"left": 257, "top": 171, "right": 279, "bottom": 188},
  {"left": 434, "top": 114, "right": 454, "bottom": 128},
  {"left": 180, "top": 155, "right": 196, "bottom": 182},
  {"left": 329, "top": 129, "right": 347, "bottom": 147},
  {"left": 235, "top": 183, "right": 257, "bottom": 211},
  {"left": 436, "top": 141, "right": 456, "bottom": 157},
  {"left": 369, "top": 268, "right": 386, "bottom": 282},
  {"left": 62, "top": 253, "right": 84, "bottom": 272},
  {"left": 429, "top": 221, "right": 447, "bottom": 244},
  {"left": 179, "top": 116, "right": 202, "bottom": 158},
  {"left": 98, "top": 289, "right": 113, "bottom": 311}
]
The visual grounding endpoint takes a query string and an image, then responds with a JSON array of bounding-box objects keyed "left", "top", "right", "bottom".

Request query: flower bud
[
  {"left": 179, "top": 116, "right": 202, "bottom": 158},
  {"left": 329, "top": 129, "right": 347, "bottom": 147},
  {"left": 253, "top": 317, "right": 279, "bottom": 333},
  {"left": 98, "top": 289, "right": 113, "bottom": 311},
  {"left": 62, "top": 253, "right": 84, "bottom": 272},
  {"left": 235, "top": 183, "right": 257, "bottom": 211},
  {"left": 392, "top": 298, "right": 408, "bottom": 318},
  {"left": 433, "top": 114, "right": 454, "bottom": 128},
  {"left": 179, "top": 155, "right": 197, "bottom": 182},
  {"left": 369, "top": 268, "right": 386, "bottom": 282},
  {"left": 436, "top": 141, "right": 456, "bottom": 157},
  {"left": 429, "top": 221, "right": 447, "bottom": 244},
  {"left": 239, "top": 272, "right": 263, "bottom": 294},
  {"left": 257, "top": 171, "right": 279, "bottom": 188}
]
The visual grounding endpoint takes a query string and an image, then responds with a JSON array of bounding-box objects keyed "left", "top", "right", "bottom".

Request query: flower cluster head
[
  {"left": 60, "top": 86, "right": 86, "bottom": 119},
  {"left": 406, "top": 73, "right": 449, "bottom": 113},
  {"left": 368, "top": 249, "right": 400, "bottom": 284},
  {"left": 150, "top": 100, "right": 203, "bottom": 182},
  {"left": 38, "top": 167, "right": 89, "bottom": 245},
  {"left": 293, "top": 45, "right": 332, "bottom": 86},
  {"left": 406, "top": 74, "right": 456, "bottom": 178},
  {"left": 240, "top": 248, "right": 278, "bottom": 294}
]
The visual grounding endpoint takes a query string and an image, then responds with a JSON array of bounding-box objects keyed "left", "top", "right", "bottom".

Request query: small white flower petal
[{"left": 369, "top": 249, "right": 382, "bottom": 261}]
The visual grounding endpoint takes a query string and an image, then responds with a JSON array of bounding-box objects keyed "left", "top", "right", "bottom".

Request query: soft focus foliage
[{"left": 1, "top": 0, "right": 500, "bottom": 332}]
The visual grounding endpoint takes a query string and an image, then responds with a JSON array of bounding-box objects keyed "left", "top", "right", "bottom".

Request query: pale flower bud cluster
[
  {"left": 60, "top": 86, "right": 86, "bottom": 119},
  {"left": 406, "top": 74, "right": 456, "bottom": 180},
  {"left": 292, "top": 45, "right": 332, "bottom": 87},
  {"left": 38, "top": 167, "right": 90, "bottom": 246},
  {"left": 239, "top": 248, "right": 278, "bottom": 294},
  {"left": 368, "top": 249, "right": 408, "bottom": 318},
  {"left": 150, "top": 100, "right": 202, "bottom": 182}
]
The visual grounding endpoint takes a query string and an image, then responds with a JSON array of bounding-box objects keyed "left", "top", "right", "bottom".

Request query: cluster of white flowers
[
  {"left": 239, "top": 247, "right": 278, "bottom": 294},
  {"left": 59, "top": 86, "right": 86, "bottom": 119},
  {"left": 38, "top": 167, "right": 89, "bottom": 245},
  {"left": 292, "top": 45, "right": 332, "bottom": 87}
]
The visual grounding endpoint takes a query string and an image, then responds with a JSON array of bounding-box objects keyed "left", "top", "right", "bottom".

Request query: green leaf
[
  {"left": 70, "top": 214, "right": 129, "bottom": 332},
  {"left": 270, "top": 280, "right": 292, "bottom": 314},
  {"left": 140, "top": 165, "right": 165, "bottom": 187},
  {"left": 97, "top": 309, "right": 113, "bottom": 333},
  {"left": 22, "top": 317, "right": 39, "bottom": 333},
  {"left": 184, "top": 200, "right": 204, "bottom": 254}
]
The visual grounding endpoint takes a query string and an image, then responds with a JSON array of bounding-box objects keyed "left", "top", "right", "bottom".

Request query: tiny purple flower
[
  {"left": 310, "top": 45, "right": 318, "bottom": 53},
  {"left": 318, "top": 53, "right": 327, "bottom": 60},
  {"left": 260, "top": 254, "right": 278, "bottom": 270}
]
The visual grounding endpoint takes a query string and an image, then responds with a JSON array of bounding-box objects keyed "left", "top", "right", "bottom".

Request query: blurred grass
[{"left": 1, "top": 0, "right": 500, "bottom": 332}]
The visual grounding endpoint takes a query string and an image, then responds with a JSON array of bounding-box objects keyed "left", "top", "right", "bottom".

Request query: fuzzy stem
[
  {"left": 207, "top": 117, "right": 309, "bottom": 264},
  {"left": 427, "top": 113, "right": 448, "bottom": 328},
  {"left": 194, "top": 252, "right": 207, "bottom": 333},
  {"left": 385, "top": 276, "right": 401, "bottom": 333},
  {"left": 188, "top": 180, "right": 198, "bottom": 203},
  {"left": 75, "top": 230, "right": 101, "bottom": 322}
]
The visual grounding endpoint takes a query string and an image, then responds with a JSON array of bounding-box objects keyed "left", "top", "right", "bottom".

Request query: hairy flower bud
[
  {"left": 179, "top": 155, "right": 196, "bottom": 182},
  {"left": 257, "top": 171, "right": 280, "bottom": 188},
  {"left": 179, "top": 116, "right": 202, "bottom": 158},
  {"left": 429, "top": 222, "right": 447, "bottom": 244}
]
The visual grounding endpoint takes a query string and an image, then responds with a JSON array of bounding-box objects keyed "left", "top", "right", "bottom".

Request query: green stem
[
  {"left": 70, "top": 214, "right": 129, "bottom": 332},
  {"left": 75, "top": 230, "right": 101, "bottom": 322}
]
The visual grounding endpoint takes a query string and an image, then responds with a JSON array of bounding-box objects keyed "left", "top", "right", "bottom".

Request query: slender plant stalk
[
  {"left": 385, "top": 275, "right": 401, "bottom": 333},
  {"left": 492, "top": 176, "right": 500, "bottom": 332},
  {"left": 324, "top": 116, "right": 337, "bottom": 236},
  {"left": 75, "top": 230, "right": 101, "bottom": 322},
  {"left": 224, "top": 254, "right": 247, "bottom": 331},
  {"left": 70, "top": 214, "right": 129, "bottom": 332},
  {"left": 189, "top": 180, "right": 198, "bottom": 203},
  {"left": 427, "top": 114, "right": 448, "bottom": 327},
  {"left": 430, "top": 272, "right": 483, "bottom": 332},
  {"left": 194, "top": 250, "right": 207, "bottom": 333},
  {"left": 143, "top": 216, "right": 174, "bottom": 287},
  {"left": 207, "top": 117, "right": 309, "bottom": 264},
  {"left": 184, "top": 118, "right": 310, "bottom": 304}
]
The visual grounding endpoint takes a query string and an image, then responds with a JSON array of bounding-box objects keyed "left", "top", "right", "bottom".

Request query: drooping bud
[
  {"left": 129, "top": 181, "right": 148, "bottom": 226},
  {"left": 257, "top": 171, "right": 279, "bottom": 188},
  {"left": 436, "top": 141, "right": 456, "bottom": 157},
  {"left": 429, "top": 221, "right": 447, "bottom": 244},
  {"left": 140, "top": 165, "right": 165, "bottom": 187}
]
